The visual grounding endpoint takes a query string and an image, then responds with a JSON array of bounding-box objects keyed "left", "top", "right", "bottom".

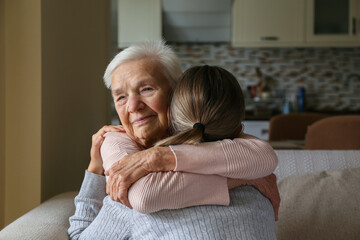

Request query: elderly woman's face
[{"left": 111, "top": 58, "right": 171, "bottom": 147}]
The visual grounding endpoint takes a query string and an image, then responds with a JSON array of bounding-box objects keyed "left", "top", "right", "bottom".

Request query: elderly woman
[{"left": 68, "top": 41, "right": 278, "bottom": 239}]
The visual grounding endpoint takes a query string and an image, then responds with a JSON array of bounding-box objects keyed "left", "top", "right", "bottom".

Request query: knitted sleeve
[
  {"left": 170, "top": 133, "right": 278, "bottom": 179},
  {"left": 68, "top": 171, "right": 107, "bottom": 239}
]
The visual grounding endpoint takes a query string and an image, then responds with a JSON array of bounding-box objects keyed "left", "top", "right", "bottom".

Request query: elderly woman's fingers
[
  {"left": 105, "top": 155, "right": 149, "bottom": 207},
  {"left": 90, "top": 136, "right": 103, "bottom": 158},
  {"left": 108, "top": 175, "right": 118, "bottom": 201},
  {"left": 107, "top": 175, "right": 116, "bottom": 197},
  {"left": 112, "top": 177, "right": 118, "bottom": 201},
  {"left": 106, "top": 147, "right": 176, "bottom": 179},
  {"left": 106, "top": 174, "right": 132, "bottom": 209},
  {"left": 93, "top": 125, "right": 124, "bottom": 141},
  {"left": 105, "top": 148, "right": 176, "bottom": 207},
  {"left": 90, "top": 125, "right": 123, "bottom": 160},
  {"left": 88, "top": 136, "right": 105, "bottom": 175},
  {"left": 107, "top": 175, "right": 117, "bottom": 198},
  {"left": 88, "top": 125, "right": 125, "bottom": 175},
  {"left": 105, "top": 149, "right": 152, "bottom": 177},
  {"left": 117, "top": 183, "right": 132, "bottom": 209}
]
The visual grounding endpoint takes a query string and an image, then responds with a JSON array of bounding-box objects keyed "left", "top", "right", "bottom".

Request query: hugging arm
[
  {"left": 102, "top": 132, "right": 231, "bottom": 211},
  {"left": 171, "top": 133, "right": 278, "bottom": 179},
  {"left": 102, "top": 132, "right": 279, "bottom": 214},
  {"left": 129, "top": 172, "right": 230, "bottom": 213}
]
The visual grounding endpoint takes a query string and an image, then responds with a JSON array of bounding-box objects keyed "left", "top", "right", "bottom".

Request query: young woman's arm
[
  {"left": 101, "top": 132, "right": 230, "bottom": 209},
  {"left": 170, "top": 133, "right": 278, "bottom": 179},
  {"left": 105, "top": 133, "right": 278, "bottom": 191},
  {"left": 102, "top": 132, "right": 279, "bottom": 218},
  {"left": 129, "top": 172, "right": 230, "bottom": 214}
]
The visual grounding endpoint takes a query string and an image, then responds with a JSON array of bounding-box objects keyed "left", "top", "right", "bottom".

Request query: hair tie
[{"left": 193, "top": 122, "right": 205, "bottom": 133}]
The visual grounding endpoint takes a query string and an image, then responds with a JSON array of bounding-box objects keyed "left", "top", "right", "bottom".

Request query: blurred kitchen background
[{"left": 111, "top": 0, "right": 360, "bottom": 140}]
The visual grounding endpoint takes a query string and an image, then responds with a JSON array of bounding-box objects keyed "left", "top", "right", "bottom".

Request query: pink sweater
[{"left": 101, "top": 132, "right": 279, "bottom": 219}]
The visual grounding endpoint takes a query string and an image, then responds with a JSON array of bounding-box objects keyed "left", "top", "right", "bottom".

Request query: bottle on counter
[
  {"left": 298, "top": 87, "right": 306, "bottom": 113},
  {"left": 282, "top": 91, "right": 292, "bottom": 114},
  {"left": 282, "top": 101, "right": 292, "bottom": 114},
  {"left": 291, "top": 93, "right": 299, "bottom": 113}
]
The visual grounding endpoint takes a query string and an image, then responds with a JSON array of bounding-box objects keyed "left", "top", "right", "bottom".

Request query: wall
[
  {"left": 41, "top": 0, "right": 111, "bottom": 202},
  {"left": 1, "top": 0, "right": 111, "bottom": 228},
  {"left": 2, "top": 0, "right": 42, "bottom": 227},
  {"left": 0, "top": 0, "right": 5, "bottom": 230},
  {"left": 171, "top": 43, "right": 360, "bottom": 112}
]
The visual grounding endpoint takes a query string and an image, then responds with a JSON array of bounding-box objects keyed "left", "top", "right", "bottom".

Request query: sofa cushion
[
  {"left": 0, "top": 191, "right": 77, "bottom": 240},
  {"left": 275, "top": 167, "right": 360, "bottom": 240}
]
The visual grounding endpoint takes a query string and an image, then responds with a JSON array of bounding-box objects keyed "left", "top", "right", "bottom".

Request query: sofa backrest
[{"left": 274, "top": 150, "right": 360, "bottom": 179}]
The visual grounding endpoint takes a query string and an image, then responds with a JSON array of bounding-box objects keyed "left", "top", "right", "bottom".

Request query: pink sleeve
[
  {"left": 170, "top": 133, "right": 278, "bottom": 179},
  {"left": 129, "top": 172, "right": 229, "bottom": 214},
  {"left": 100, "top": 132, "right": 140, "bottom": 172},
  {"left": 100, "top": 132, "right": 230, "bottom": 213}
]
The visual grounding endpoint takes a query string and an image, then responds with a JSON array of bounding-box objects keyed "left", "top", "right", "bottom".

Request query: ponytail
[{"left": 155, "top": 127, "right": 204, "bottom": 146}]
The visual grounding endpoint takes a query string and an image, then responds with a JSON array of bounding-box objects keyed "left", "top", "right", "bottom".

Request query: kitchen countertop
[
  {"left": 268, "top": 140, "right": 305, "bottom": 150},
  {"left": 245, "top": 110, "right": 360, "bottom": 121}
]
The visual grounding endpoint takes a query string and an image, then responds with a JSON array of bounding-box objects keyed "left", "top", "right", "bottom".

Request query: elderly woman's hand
[
  {"left": 105, "top": 146, "right": 176, "bottom": 208},
  {"left": 87, "top": 125, "right": 125, "bottom": 175}
]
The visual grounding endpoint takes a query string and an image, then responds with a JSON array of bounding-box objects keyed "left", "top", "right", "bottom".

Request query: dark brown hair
[{"left": 156, "top": 65, "right": 245, "bottom": 146}]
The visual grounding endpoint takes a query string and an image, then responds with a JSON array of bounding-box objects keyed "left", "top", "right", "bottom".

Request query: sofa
[{"left": 1, "top": 150, "right": 359, "bottom": 240}]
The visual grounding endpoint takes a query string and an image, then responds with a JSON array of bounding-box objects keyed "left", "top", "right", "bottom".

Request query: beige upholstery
[
  {"left": 275, "top": 167, "right": 360, "bottom": 240},
  {"left": 0, "top": 192, "right": 77, "bottom": 240},
  {"left": 305, "top": 115, "right": 360, "bottom": 150},
  {"left": 268, "top": 113, "right": 328, "bottom": 141}
]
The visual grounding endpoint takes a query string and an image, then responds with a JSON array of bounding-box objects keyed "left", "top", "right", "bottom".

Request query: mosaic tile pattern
[{"left": 170, "top": 43, "right": 360, "bottom": 112}]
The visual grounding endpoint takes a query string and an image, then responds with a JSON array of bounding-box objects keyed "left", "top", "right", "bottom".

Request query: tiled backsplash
[{"left": 170, "top": 43, "right": 360, "bottom": 112}]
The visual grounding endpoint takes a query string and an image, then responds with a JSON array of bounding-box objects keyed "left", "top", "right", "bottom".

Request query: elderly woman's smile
[
  {"left": 131, "top": 115, "right": 156, "bottom": 125},
  {"left": 111, "top": 58, "right": 171, "bottom": 147}
]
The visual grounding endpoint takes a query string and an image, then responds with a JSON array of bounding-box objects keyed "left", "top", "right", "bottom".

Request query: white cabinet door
[
  {"left": 306, "top": 0, "right": 360, "bottom": 46},
  {"left": 118, "top": 0, "right": 162, "bottom": 48},
  {"left": 243, "top": 121, "right": 269, "bottom": 140},
  {"left": 232, "top": 0, "right": 305, "bottom": 47}
]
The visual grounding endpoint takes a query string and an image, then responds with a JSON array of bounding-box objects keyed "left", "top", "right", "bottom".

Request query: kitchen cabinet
[
  {"left": 243, "top": 120, "right": 269, "bottom": 140},
  {"left": 118, "top": 0, "right": 162, "bottom": 48},
  {"left": 306, "top": 0, "right": 360, "bottom": 46},
  {"left": 232, "top": 0, "right": 305, "bottom": 47},
  {"left": 232, "top": 0, "right": 360, "bottom": 47}
]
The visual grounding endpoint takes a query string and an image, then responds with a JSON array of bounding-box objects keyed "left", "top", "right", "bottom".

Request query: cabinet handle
[
  {"left": 260, "top": 36, "right": 278, "bottom": 41},
  {"left": 353, "top": 18, "right": 357, "bottom": 35}
]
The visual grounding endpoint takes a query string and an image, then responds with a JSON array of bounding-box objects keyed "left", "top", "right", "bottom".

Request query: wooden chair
[
  {"left": 305, "top": 115, "right": 360, "bottom": 150},
  {"left": 268, "top": 113, "right": 328, "bottom": 141}
]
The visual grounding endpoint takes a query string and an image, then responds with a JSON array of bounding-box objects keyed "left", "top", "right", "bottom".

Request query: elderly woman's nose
[{"left": 127, "top": 95, "right": 144, "bottom": 112}]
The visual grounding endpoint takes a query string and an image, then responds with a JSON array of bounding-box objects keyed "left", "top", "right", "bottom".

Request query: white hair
[{"left": 103, "top": 40, "right": 182, "bottom": 89}]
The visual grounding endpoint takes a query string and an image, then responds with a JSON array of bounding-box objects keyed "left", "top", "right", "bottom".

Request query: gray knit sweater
[{"left": 68, "top": 171, "right": 276, "bottom": 240}]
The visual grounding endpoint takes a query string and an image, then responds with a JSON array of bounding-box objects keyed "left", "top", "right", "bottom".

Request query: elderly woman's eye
[
  {"left": 141, "top": 87, "right": 154, "bottom": 94},
  {"left": 116, "top": 95, "right": 126, "bottom": 104}
]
